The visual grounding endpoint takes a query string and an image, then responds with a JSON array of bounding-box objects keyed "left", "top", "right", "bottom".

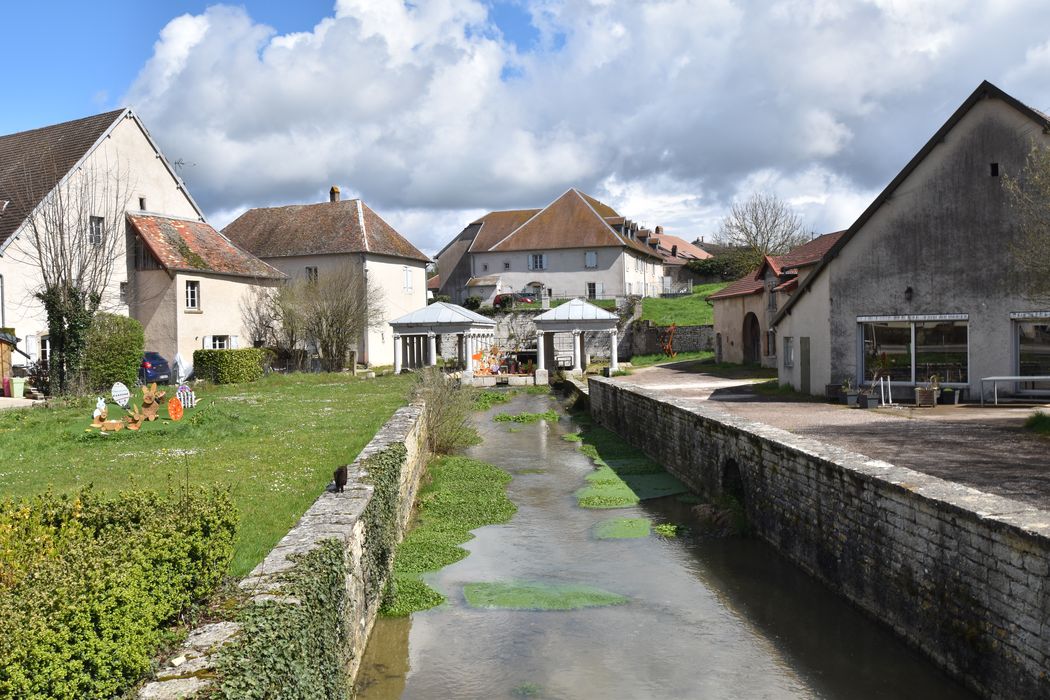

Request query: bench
[{"left": 979, "top": 376, "right": 1050, "bottom": 405}]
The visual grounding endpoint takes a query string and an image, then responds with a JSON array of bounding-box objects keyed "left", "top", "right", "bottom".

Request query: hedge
[
  {"left": 83, "top": 313, "right": 145, "bottom": 391},
  {"left": 193, "top": 348, "right": 266, "bottom": 384},
  {"left": 0, "top": 487, "right": 237, "bottom": 700}
]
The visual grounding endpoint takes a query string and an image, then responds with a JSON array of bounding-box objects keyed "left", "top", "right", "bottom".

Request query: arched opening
[
  {"left": 721, "top": 457, "right": 745, "bottom": 505},
  {"left": 742, "top": 312, "right": 761, "bottom": 364}
]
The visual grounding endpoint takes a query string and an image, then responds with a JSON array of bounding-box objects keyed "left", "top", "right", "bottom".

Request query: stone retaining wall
[
  {"left": 588, "top": 377, "right": 1049, "bottom": 700},
  {"left": 626, "top": 320, "right": 714, "bottom": 357},
  {"left": 138, "top": 404, "right": 428, "bottom": 699}
]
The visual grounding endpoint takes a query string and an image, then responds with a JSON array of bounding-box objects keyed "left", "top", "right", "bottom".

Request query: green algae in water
[
  {"left": 512, "top": 682, "right": 545, "bottom": 697},
  {"left": 561, "top": 432, "right": 582, "bottom": 442},
  {"left": 380, "top": 456, "right": 516, "bottom": 617},
  {"left": 463, "top": 581, "right": 628, "bottom": 610},
  {"left": 653, "top": 523, "right": 679, "bottom": 538},
  {"left": 493, "top": 410, "right": 558, "bottom": 424},
  {"left": 474, "top": 389, "right": 511, "bottom": 411},
  {"left": 593, "top": 517, "right": 651, "bottom": 539},
  {"left": 575, "top": 480, "right": 639, "bottom": 509}
]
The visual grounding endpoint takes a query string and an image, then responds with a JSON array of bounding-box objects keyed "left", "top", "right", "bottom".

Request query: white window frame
[
  {"left": 528, "top": 253, "right": 547, "bottom": 270},
  {"left": 185, "top": 280, "right": 200, "bottom": 310},
  {"left": 403, "top": 266, "right": 413, "bottom": 293},
  {"left": 503, "top": 261, "right": 511, "bottom": 270},
  {"left": 585, "top": 250, "right": 598, "bottom": 269},
  {"left": 210, "top": 335, "right": 230, "bottom": 350},
  {"left": 119, "top": 281, "right": 128, "bottom": 304},
  {"left": 783, "top": 337, "right": 794, "bottom": 368},
  {"left": 88, "top": 215, "right": 104, "bottom": 247},
  {"left": 857, "top": 314, "right": 970, "bottom": 386}
]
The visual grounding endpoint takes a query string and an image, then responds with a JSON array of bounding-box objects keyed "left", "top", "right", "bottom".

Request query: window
[
  {"left": 185, "top": 280, "right": 200, "bottom": 310},
  {"left": 861, "top": 318, "right": 969, "bottom": 383},
  {"left": 138, "top": 196, "right": 147, "bottom": 210},
  {"left": 503, "top": 261, "right": 510, "bottom": 270},
  {"left": 783, "top": 337, "right": 794, "bottom": 368},
  {"left": 88, "top": 216, "right": 103, "bottom": 247},
  {"left": 990, "top": 163, "right": 999, "bottom": 177},
  {"left": 1017, "top": 320, "right": 1050, "bottom": 391},
  {"left": 39, "top": 337, "right": 49, "bottom": 366},
  {"left": 211, "top": 335, "right": 229, "bottom": 350},
  {"left": 305, "top": 266, "right": 318, "bottom": 283},
  {"left": 482, "top": 263, "right": 489, "bottom": 272},
  {"left": 403, "top": 266, "right": 413, "bottom": 292},
  {"left": 528, "top": 253, "right": 547, "bottom": 270},
  {"left": 767, "top": 283, "right": 778, "bottom": 310},
  {"left": 587, "top": 282, "right": 604, "bottom": 299},
  {"left": 120, "top": 282, "right": 128, "bottom": 304},
  {"left": 585, "top": 251, "right": 598, "bottom": 268},
  {"left": 766, "top": 329, "right": 776, "bottom": 357}
]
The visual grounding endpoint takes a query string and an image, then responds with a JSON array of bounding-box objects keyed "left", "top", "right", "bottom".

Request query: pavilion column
[
  {"left": 393, "top": 334, "right": 402, "bottom": 374},
  {"left": 427, "top": 332, "right": 437, "bottom": 366},
  {"left": 610, "top": 330, "right": 618, "bottom": 372},
  {"left": 572, "top": 330, "right": 582, "bottom": 373},
  {"left": 415, "top": 336, "right": 423, "bottom": 368},
  {"left": 457, "top": 334, "right": 464, "bottom": 367},
  {"left": 582, "top": 332, "right": 590, "bottom": 369},
  {"left": 536, "top": 331, "right": 546, "bottom": 370},
  {"left": 466, "top": 334, "right": 475, "bottom": 372}
]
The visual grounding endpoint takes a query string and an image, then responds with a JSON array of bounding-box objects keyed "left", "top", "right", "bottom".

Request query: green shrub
[
  {"left": 463, "top": 296, "right": 482, "bottom": 310},
  {"left": 82, "top": 313, "right": 144, "bottom": 391},
  {"left": 0, "top": 487, "right": 237, "bottom": 700},
  {"left": 428, "top": 294, "right": 451, "bottom": 305},
  {"left": 193, "top": 348, "right": 266, "bottom": 384},
  {"left": 415, "top": 368, "right": 480, "bottom": 454}
]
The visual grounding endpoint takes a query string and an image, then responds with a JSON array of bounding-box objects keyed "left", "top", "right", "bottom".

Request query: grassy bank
[
  {"left": 0, "top": 372, "right": 414, "bottom": 576},
  {"left": 627, "top": 350, "right": 714, "bottom": 368},
  {"left": 381, "top": 456, "right": 516, "bottom": 616},
  {"left": 639, "top": 282, "right": 728, "bottom": 326}
]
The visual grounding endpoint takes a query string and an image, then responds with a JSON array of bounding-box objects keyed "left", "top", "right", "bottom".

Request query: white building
[
  {"left": 223, "top": 188, "right": 430, "bottom": 367},
  {"left": 436, "top": 188, "right": 665, "bottom": 305}
]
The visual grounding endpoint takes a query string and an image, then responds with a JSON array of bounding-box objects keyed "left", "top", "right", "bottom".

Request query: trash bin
[
  {"left": 2, "top": 377, "right": 9, "bottom": 397},
  {"left": 10, "top": 377, "right": 26, "bottom": 399}
]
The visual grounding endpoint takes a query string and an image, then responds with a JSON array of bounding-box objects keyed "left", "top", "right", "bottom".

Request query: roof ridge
[
  {"left": 0, "top": 107, "right": 127, "bottom": 140},
  {"left": 487, "top": 189, "right": 574, "bottom": 250},
  {"left": 572, "top": 188, "right": 629, "bottom": 246},
  {"left": 357, "top": 199, "right": 369, "bottom": 252}
]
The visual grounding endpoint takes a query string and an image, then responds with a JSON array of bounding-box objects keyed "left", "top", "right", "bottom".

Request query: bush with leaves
[
  {"left": 193, "top": 348, "right": 267, "bottom": 384},
  {"left": 82, "top": 312, "right": 145, "bottom": 391},
  {"left": 463, "top": 296, "right": 482, "bottom": 310},
  {"left": 415, "top": 368, "right": 479, "bottom": 454},
  {"left": 0, "top": 487, "right": 237, "bottom": 699},
  {"left": 686, "top": 247, "right": 764, "bottom": 281}
]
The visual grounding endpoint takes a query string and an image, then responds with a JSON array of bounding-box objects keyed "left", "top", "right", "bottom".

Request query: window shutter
[
  {"left": 542, "top": 254, "right": 548, "bottom": 270},
  {"left": 203, "top": 335, "right": 212, "bottom": 349},
  {"left": 596, "top": 282, "right": 604, "bottom": 297},
  {"left": 528, "top": 255, "right": 534, "bottom": 270},
  {"left": 231, "top": 335, "right": 239, "bottom": 349}
]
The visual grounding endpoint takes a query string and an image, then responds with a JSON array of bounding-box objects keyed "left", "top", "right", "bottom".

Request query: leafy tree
[
  {"left": 1004, "top": 143, "right": 1050, "bottom": 302},
  {"left": 686, "top": 247, "right": 764, "bottom": 281}
]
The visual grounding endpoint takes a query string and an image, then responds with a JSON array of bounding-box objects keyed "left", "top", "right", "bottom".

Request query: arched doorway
[{"left": 742, "top": 313, "right": 761, "bottom": 364}]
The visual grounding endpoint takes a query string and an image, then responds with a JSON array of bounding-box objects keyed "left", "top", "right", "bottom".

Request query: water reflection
[{"left": 355, "top": 393, "right": 974, "bottom": 700}]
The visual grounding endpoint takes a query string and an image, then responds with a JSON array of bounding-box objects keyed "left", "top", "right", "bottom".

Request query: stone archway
[{"left": 742, "top": 312, "right": 761, "bottom": 364}]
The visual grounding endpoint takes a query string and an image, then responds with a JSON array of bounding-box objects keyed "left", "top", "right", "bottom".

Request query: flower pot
[
  {"left": 10, "top": 377, "right": 26, "bottom": 399},
  {"left": 939, "top": 390, "right": 961, "bottom": 405},
  {"left": 914, "top": 387, "right": 939, "bottom": 407},
  {"left": 826, "top": 384, "right": 845, "bottom": 403},
  {"left": 863, "top": 395, "right": 880, "bottom": 408},
  {"left": 846, "top": 391, "right": 859, "bottom": 406}
]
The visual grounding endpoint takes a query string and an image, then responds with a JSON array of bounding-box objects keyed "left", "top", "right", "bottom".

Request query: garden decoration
[
  {"left": 111, "top": 382, "right": 131, "bottom": 408},
  {"left": 100, "top": 418, "right": 125, "bottom": 432},
  {"left": 176, "top": 385, "right": 197, "bottom": 408},
  {"left": 659, "top": 323, "right": 678, "bottom": 358},
  {"left": 125, "top": 404, "right": 145, "bottom": 431},
  {"left": 141, "top": 383, "right": 167, "bottom": 421},
  {"left": 91, "top": 397, "right": 108, "bottom": 427},
  {"left": 167, "top": 397, "right": 184, "bottom": 421}
]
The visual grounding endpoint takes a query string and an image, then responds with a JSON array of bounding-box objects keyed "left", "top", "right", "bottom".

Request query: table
[{"left": 979, "top": 376, "right": 1050, "bottom": 405}]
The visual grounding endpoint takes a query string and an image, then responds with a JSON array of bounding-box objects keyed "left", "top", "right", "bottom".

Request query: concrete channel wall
[
  {"left": 588, "top": 377, "right": 1050, "bottom": 700},
  {"left": 138, "top": 404, "right": 428, "bottom": 699}
]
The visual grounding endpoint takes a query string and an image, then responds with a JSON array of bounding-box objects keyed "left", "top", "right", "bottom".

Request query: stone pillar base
[{"left": 534, "top": 369, "right": 549, "bottom": 385}]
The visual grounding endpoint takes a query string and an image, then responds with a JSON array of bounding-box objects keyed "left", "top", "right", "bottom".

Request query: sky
[{"left": 6, "top": 0, "right": 1050, "bottom": 256}]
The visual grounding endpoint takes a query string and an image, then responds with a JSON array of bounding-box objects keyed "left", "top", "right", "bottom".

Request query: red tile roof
[
  {"left": 649, "top": 233, "right": 712, "bottom": 260},
  {"left": 467, "top": 209, "right": 540, "bottom": 253},
  {"left": 0, "top": 109, "right": 126, "bottom": 248},
  {"left": 223, "top": 199, "right": 429, "bottom": 263},
  {"left": 127, "top": 213, "right": 285, "bottom": 280},
  {"left": 427, "top": 274, "right": 440, "bottom": 290},
  {"left": 709, "top": 231, "right": 845, "bottom": 301}
]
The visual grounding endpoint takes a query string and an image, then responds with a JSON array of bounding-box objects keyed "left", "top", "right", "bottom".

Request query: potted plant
[
  {"left": 939, "top": 386, "right": 962, "bottom": 404},
  {"left": 914, "top": 375, "right": 940, "bottom": 407},
  {"left": 825, "top": 382, "right": 845, "bottom": 403},
  {"left": 842, "top": 377, "right": 859, "bottom": 406}
]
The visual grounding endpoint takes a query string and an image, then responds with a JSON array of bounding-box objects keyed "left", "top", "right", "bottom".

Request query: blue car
[{"left": 139, "top": 352, "right": 171, "bottom": 384}]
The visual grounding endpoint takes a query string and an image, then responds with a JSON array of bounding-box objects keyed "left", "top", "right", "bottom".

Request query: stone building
[{"left": 774, "top": 81, "right": 1050, "bottom": 400}]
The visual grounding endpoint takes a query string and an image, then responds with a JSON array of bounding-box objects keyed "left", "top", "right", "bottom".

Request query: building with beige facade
[
  {"left": 0, "top": 108, "right": 272, "bottom": 373},
  {"left": 223, "top": 189, "right": 430, "bottom": 367},
  {"left": 436, "top": 188, "right": 666, "bottom": 305}
]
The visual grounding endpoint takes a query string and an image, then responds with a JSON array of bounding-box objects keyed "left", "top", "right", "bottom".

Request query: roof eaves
[
  {"left": 356, "top": 199, "right": 369, "bottom": 252},
  {"left": 773, "top": 79, "right": 1050, "bottom": 327}
]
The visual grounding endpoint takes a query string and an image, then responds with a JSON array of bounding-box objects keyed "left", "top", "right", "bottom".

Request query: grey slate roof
[
  {"left": 534, "top": 297, "right": 618, "bottom": 322},
  {"left": 389, "top": 302, "right": 495, "bottom": 327},
  {"left": 0, "top": 109, "right": 126, "bottom": 247}
]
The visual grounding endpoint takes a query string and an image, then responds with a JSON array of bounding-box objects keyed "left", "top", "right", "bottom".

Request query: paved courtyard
[{"left": 618, "top": 360, "right": 1050, "bottom": 510}]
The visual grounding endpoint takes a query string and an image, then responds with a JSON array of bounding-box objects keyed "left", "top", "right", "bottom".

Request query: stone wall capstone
[{"left": 588, "top": 377, "right": 1050, "bottom": 700}]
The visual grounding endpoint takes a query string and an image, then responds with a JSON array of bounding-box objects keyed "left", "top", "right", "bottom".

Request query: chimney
[
  {"left": 671, "top": 244, "right": 678, "bottom": 257},
  {"left": 329, "top": 186, "right": 340, "bottom": 202},
  {"left": 655, "top": 225, "right": 663, "bottom": 236}
]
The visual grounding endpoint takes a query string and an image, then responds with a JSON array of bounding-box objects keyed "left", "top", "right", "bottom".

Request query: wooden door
[{"left": 800, "top": 337, "right": 811, "bottom": 395}]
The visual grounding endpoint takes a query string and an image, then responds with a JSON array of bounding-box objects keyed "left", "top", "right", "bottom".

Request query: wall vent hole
[{"left": 990, "top": 163, "right": 999, "bottom": 177}]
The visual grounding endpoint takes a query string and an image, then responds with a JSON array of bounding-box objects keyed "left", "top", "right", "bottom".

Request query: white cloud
[{"left": 125, "top": 0, "right": 1050, "bottom": 255}]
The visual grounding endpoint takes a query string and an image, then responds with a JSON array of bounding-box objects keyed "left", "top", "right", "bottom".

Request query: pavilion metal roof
[
  {"left": 389, "top": 302, "right": 496, "bottom": 329},
  {"left": 534, "top": 298, "right": 618, "bottom": 322}
]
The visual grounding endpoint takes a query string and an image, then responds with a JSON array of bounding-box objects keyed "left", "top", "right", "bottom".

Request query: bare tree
[
  {"left": 5, "top": 153, "right": 134, "bottom": 392},
  {"left": 718, "top": 192, "right": 809, "bottom": 256},
  {"left": 1003, "top": 143, "right": 1050, "bottom": 303},
  {"left": 239, "top": 285, "right": 279, "bottom": 347},
  {"left": 297, "top": 263, "right": 384, "bottom": 372}
]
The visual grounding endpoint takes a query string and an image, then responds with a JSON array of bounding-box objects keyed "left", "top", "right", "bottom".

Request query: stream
[{"left": 355, "top": 392, "right": 975, "bottom": 699}]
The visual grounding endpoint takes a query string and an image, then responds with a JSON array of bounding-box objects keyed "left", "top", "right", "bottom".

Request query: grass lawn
[
  {"left": 626, "top": 350, "right": 714, "bottom": 368},
  {"left": 0, "top": 372, "right": 414, "bottom": 577},
  {"left": 639, "top": 282, "right": 728, "bottom": 326}
]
